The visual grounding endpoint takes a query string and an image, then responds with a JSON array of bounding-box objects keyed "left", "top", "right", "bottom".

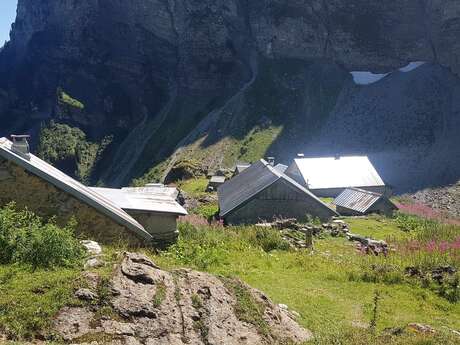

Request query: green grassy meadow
[{"left": 0, "top": 208, "right": 459, "bottom": 344}]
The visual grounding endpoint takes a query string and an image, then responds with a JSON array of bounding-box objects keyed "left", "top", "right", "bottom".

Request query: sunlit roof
[
  {"left": 0, "top": 137, "right": 152, "bottom": 241},
  {"left": 292, "top": 156, "right": 385, "bottom": 190}
]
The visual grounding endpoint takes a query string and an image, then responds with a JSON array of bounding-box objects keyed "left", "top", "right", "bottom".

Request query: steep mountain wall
[{"left": 0, "top": 0, "right": 459, "bottom": 190}]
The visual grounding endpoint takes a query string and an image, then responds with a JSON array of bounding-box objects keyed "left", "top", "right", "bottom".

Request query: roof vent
[
  {"left": 297, "top": 153, "right": 305, "bottom": 158},
  {"left": 11, "top": 135, "right": 31, "bottom": 159},
  {"left": 267, "top": 157, "right": 275, "bottom": 166}
]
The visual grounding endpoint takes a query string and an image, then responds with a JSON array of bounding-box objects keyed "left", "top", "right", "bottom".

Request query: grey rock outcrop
[
  {"left": 54, "top": 252, "right": 312, "bottom": 344},
  {"left": 0, "top": 1, "right": 459, "bottom": 189}
]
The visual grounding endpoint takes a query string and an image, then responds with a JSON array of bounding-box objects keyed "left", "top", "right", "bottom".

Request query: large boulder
[{"left": 54, "top": 252, "right": 312, "bottom": 344}]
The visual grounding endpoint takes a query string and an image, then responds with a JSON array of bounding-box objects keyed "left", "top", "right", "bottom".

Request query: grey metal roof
[
  {"left": 90, "top": 187, "right": 188, "bottom": 215},
  {"left": 291, "top": 156, "right": 385, "bottom": 190},
  {"left": 274, "top": 163, "right": 288, "bottom": 173},
  {"left": 334, "top": 188, "right": 386, "bottom": 213},
  {"left": 234, "top": 163, "right": 251, "bottom": 174},
  {"left": 0, "top": 137, "right": 153, "bottom": 241},
  {"left": 218, "top": 159, "right": 338, "bottom": 217},
  {"left": 210, "top": 175, "right": 226, "bottom": 184},
  {"left": 123, "top": 185, "right": 179, "bottom": 199}
]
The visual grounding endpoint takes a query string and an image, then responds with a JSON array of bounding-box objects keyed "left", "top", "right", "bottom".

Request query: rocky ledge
[{"left": 54, "top": 252, "right": 312, "bottom": 345}]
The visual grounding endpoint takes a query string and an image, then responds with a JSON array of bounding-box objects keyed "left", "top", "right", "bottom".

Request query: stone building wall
[
  {"left": 127, "top": 211, "right": 178, "bottom": 247},
  {"left": 0, "top": 158, "right": 144, "bottom": 246}
]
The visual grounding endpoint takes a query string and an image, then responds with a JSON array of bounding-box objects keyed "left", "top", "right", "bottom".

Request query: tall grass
[
  {"left": 159, "top": 222, "right": 290, "bottom": 270},
  {"left": 0, "top": 203, "right": 84, "bottom": 269}
]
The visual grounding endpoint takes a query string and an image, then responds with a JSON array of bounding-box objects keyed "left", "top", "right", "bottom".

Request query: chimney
[
  {"left": 334, "top": 154, "right": 341, "bottom": 160},
  {"left": 267, "top": 157, "right": 275, "bottom": 166},
  {"left": 11, "top": 135, "right": 31, "bottom": 159}
]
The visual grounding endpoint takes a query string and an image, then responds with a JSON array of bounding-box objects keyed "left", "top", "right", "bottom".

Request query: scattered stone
[
  {"left": 277, "top": 218, "right": 300, "bottom": 230},
  {"left": 82, "top": 272, "right": 101, "bottom": 290},
  {"left": 85, "top": 257, "right": 104, "bottom": 269},
  {"left": 75, "top": 288, "right": 98, "bottom": 302},
  {"left": 347, "top": 233, "right": 388, "bottom": 256},
  {"left": 408, "top": 323, "right": 436, "bottom": 334},
  {"left": 81, "top": 240, "right": 102, "bottom": 255},
  {"left": 278, "top": 303, "right": 289, "bottom": 310}
]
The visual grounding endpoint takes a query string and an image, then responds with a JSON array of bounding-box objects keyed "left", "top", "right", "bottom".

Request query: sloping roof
[
  {"left": 218, "top": 159, "right": 338, "bottom": 217},
  {"left": 334, "top": 187, "right": 394, "bottom": 213},
  {"left": 0, "top": 137, "right": 152, "bottom": 241},
  {"left": 290, "top": 156, "right": 385, "bottom": 189},
  {"left": 209, "top": 176, "right": 226, "bottom": 184},
  {"left": 234, "top": 163, "right": 251, "bottom": 174},
  {"left": 90, "top": 187, "right": 188, "bottom": 215},
  {"left": 274, "top": 163, "right": 288, "bottom": 173},
  {"left": 123, "top": 185, "right": 179, "bottom": 199}
]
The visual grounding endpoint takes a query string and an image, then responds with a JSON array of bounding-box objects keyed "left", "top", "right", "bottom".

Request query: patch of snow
[
  {"left": 351, "top": 61, "right": 427, "bottom": 85},
  {"left": 350, "top": 71, "right": 389, "bottom": 85},
  {"left": 398, "top": 61, "right": 426, "bottom": 72}
]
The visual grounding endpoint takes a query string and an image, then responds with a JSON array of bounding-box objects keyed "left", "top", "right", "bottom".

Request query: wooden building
[
  {"left": 334, "top": 188, "right": 397, "bottom": 216},
  {"left": 218, "top": 159, "right": 338, "bottom": 225}
]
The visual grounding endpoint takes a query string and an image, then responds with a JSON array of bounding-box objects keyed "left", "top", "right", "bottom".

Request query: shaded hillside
[{"left": 0, "top": 1, "right": 459, "bottom": 190}]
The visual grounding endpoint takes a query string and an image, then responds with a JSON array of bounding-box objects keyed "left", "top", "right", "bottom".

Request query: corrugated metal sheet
[
  {"left": 219, "top": 160, "right": 278, "bottom": 217},
  {"left": 90, "top": 187, "right": 187, "bottom": 215},
  {"left": 0, "top": 137, "right": 152, "bottom": 241},
  {"left": 274, "top": 163, "right": 288, "bottom": 173},
  {"left": 333, "top": 188, "right": 382, "bottom": 213},
  {"left": 290, "top": 156, "right": 385, "bottom": 190},
  {"left": 218, "top": 159, "right": 338, "bottom": 217},
  {"left": 235, "top": 163, "right": 251, "bottom": 174},
  {"left": 210, "top": 176, "right": 226, "bottom": 184},
  {"left": 122, "top": 185, "right": 179, "bottom": 199}
]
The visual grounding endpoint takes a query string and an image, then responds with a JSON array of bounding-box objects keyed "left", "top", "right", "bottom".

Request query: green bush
[
  {"left": 0, "top": 203, "right": 84, "bottom": 269},
  {"left": 191, "top": 203, "right": 219, "bottom": 220},
  {"left": 246, "top": 227, "right": 291, "bottom": 252},
  {"left": 395, "top": 213, "right": 428, "bottom": 232}
]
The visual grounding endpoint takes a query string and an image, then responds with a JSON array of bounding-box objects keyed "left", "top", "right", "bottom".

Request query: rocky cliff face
[{"left": 0, "top": 0, "right": 459, "bottom": 190}]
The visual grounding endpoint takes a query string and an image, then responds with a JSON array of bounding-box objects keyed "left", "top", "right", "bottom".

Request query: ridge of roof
[
  {"left": 90, "top": 187, "right": 188, "bottom": 215},
  {"left": 219, "top": 159, "right": 338, "bottom": 217},
  {"left": 266, "top": 163, "right": 338, "bottom": 215},
  {"left": 0, "top": 137, "right": 153, "bottom": 242}
]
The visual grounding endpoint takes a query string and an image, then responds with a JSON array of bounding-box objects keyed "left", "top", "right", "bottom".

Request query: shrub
[
  {"left": 395, "top": 212, "right": 427, "bottom": 232},
  {"left": 246, "top": 227, "right": 291, "bottom": 252},
  {"left": 0, "top": 203, "right": 84, "bottom": 269},
  {"left": 191, "top": 203, "right": 219, "bottom": 220}
]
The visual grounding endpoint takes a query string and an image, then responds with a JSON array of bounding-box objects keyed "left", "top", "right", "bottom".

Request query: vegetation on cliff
[{"left": 38, "top": 122, "right": 112, "bottom": 184}]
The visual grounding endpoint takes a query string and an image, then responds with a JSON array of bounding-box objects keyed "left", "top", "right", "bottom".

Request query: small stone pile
[
  {"left": 346, "top": 233, "right": 389, "bottom": 256},
  {"left": 320, "top": 220, "right": 350, "bottom": 237},
  {"left": 405, "top": 265, "right": 457, "bottom": 284},
  {"left": 257, "top": 219, "right": 352, "bottom": 249}
]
